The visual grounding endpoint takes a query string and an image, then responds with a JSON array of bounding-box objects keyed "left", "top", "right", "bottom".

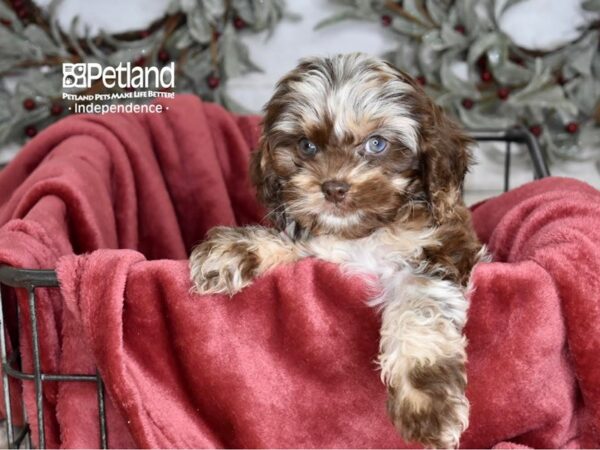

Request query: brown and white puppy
[{"left": 190, "top": 53, "right": 484, "bottom": 448}]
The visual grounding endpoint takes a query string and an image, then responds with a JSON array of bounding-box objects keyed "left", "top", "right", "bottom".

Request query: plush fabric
[{"left": 0, "top": 95, "right": 598, "bottom": 448}]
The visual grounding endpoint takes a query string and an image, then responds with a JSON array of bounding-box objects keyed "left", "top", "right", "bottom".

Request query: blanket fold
[{"left": 0, "top": 95, "right": 598, "bottom": 448}]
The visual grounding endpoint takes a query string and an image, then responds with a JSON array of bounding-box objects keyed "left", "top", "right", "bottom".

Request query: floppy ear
[
  {"left": 249, "top": 139, "right": 287, "bottom": 230},
  {"left": 382, "top": 62, "right": 473, "bottom": 223},
  {"left": 419, "top": 99, "right": 473, "bottom": 224}
]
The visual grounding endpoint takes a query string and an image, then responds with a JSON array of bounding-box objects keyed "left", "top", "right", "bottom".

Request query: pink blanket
[{"left": 0, "top": 95, "right": 599, "bottom": 448}]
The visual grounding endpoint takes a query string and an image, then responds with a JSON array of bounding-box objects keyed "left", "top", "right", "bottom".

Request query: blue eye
[
  {"left": 365, "top": 136, "right": 388, "bottom": 154},
  {"left": 299, "top": 138, "right": 318, "bottom": 156}
]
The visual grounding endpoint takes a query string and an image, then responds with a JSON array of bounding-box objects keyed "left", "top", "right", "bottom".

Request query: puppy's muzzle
[{"left": 321, "top": 180, "right": 350, "bottom": 203}]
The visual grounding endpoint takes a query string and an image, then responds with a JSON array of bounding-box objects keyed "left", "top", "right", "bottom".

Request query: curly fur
[{"left": 190, "top": 53, "right": 484, "bottom": 448}]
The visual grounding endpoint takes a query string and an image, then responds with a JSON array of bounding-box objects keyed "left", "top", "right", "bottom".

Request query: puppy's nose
[{"left": 321, "top": 180, "right": 350, "bottom": 203}]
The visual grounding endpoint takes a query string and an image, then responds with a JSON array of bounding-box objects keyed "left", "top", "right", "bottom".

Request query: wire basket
[{"left": 0, "top": 127, "right": 550, "bottom": 449}]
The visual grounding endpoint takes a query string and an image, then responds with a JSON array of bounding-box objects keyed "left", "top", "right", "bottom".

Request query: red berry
[
  {"left": 461, "top": 98, "right": 474, "bottom": 109},
  {"left": 565, "top": 122, "right": 579, "bottom": 134},
  {"left": 134, "top": 56, "right": 146, "bottom": 66},
  {"left": 11, "top": 0, "right": 24, "bottom": 8},
  {"left": 16, "top": 7, "right": 28, "bottom": 20},
  {"left": 454, "top": 24, "right": 466, "bottom": 34},
  {"left": 24, "top": 125, "right": 37, "bottom": 138},
  {"left": 139, "top": 30, "right": 150, "bottom": 38},
  {"left": 207, "top": 75, "right": 220, "bottom": 89},
  {"left": 0, "top": 18, "right": 12, "bottom": 27},
  {"left": 158, "top": 49, "right": 170, "bottom": 63},
  {"left": 233, "top": 16, "right": 246, "bottom": 30},
  {"left": 381, "top": 15, "right": 392, "bottom": 27},
  {"left": 50, "top": 103, "right": 63, "bottom": 116},
  {"left": 212, "top": 30, "right": 221, "bottom": 40},
  {"left": 480, "top": 70, "right": 492, "bottom": 82},
  {"left": 497, "top": 87, "right": 510, "bottom": 100},
  {"left": 23, "top": 98, "right": 35, "bottom": 110},
  {"left": 557, "top": 73, "right": 567, "bottom": 85},
  {"left": 529, "top": 124, "right": 542, "bottom": 137},
  {"left": 416, "top": 75, "right": 426, "bottom": 86}
]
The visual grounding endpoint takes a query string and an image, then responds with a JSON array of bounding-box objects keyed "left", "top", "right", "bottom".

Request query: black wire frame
[
  {"left": 0, "top": 267, "right": 108, "bottom": 449},
  {"left": 0, "top": 127, "right": 549, "bottom": 449}
]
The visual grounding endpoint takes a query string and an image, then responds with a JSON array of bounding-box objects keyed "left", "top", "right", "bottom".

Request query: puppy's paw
[
  {"left": 189, "top": 227, "right": 259, "bottom": 296},
  {"left": 386, "top": 359, "right": 468, "bottom": 449}
]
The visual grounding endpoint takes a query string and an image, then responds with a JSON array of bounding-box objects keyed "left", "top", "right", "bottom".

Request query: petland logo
[
  {"left": 62, "top": 62, "right": 176, "bottom": 114},
  {"left": 63, "top": 62, "right": 175, "bottom": 89}
]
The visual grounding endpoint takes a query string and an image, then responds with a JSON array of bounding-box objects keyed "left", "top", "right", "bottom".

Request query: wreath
[
  {"left": 0, "top": 0, "right": 293, "bottom": 145},
  {"left": 320, "top": 0, "right": 600, "bottom": 162}
]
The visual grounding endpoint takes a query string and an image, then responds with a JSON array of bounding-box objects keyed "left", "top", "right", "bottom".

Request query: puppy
[{"left": 190, "top": 53, "right": 484, "bottom": 448}]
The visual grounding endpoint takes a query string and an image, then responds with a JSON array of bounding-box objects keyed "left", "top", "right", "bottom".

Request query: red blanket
[{"left": 0, "top": 95, "right": 599, "bottom": 448}]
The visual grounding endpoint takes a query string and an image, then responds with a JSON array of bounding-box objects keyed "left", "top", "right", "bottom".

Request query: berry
[
  {"left": 24, "top": 125, "right": 37, "bottom": 138},
  {"left": 529, "top": 124, "right": 542, "bottom": 137},
  {"left": 461, "top": 98, "right": 474, "bottom": 110},
  {"left": 134, "top": 56, "right": 146, "bottom": 66},
  {"left": 207, "top": 75, "right": 220, "bottom": 89},
  {"left": 480, "top": 70, "right": 492, "bottom": 82},
  {"left": 139, "top": 30, "right": 150, "bottom": 38},
  {"left": 16, "top": 7, "right": 28, "bottom": 20},
  {"left": 416, "top": 75, "right": 426, "bottom": 86},
  {"left": 233, "top": 16, "right": 246, "bottom": 30},
  {"left": 381, "top": 15, "right": 392, "bottom": 27},
  {"left": 23, "top": 98, "right": 35, "bottom": 110},
  {"left": 557, "top": 73, "right": 567, "bottom": 85},
  {"left": 454, "top": 24, "right": 466, "bottom": 34},
  {"left": 50, "top": 103, "right": 64, "bottom": 116},
  {"left": 497, "top": 87, "right": 510, "bottom": 100},
  {"left": 212, "top": 30, "right": 221, "bottom": 40},
  {"left": 565, "top": 122, "right": 579, "bottom": 134},
  {"left": 11, "top": 0, "right": 24, "bottom": 8},
  {"left": 158, "top": 49, "right": 170, "bottom": 63},
  {"left": 0, "top": 18, "right": 12, "bottom": 27}
]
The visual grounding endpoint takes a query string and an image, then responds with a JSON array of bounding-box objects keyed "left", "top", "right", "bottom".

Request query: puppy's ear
[
  {"left": 418, "top": 98, "right": 473, "bottom": 223},
  {"left": 249, "top": 139, "right": 287, "bottom": 230},
  {"left": 383, "top": 63, "right": 473, "bottom": 223}
]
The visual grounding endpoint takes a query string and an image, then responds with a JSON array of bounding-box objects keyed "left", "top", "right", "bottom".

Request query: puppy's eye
[
  {"left": 364, "top": 136, "right": 388, "bottom": 154},
  {"left": 298, "top": 138, "right": 318, "bottom": 156}
]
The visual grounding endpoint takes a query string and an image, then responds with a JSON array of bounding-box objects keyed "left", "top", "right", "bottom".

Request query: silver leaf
[{"left": 22, "top": 25, "right": 62, "bottom": 57}]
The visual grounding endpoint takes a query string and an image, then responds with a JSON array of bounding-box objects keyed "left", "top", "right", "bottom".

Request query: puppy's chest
[{"left": 303, "top": 227, "right": 437, "bottom": 278}]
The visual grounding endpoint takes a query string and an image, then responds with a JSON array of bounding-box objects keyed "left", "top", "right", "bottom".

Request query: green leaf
[
  {"left": 490, "top": 59, "right": 531, "bottom": 86},
  {"left": 582, "top": 0, "right": 600, "bottom": 11},
  {"left": 458, "top": 106, "right": 513, "bottom": 128},
  {"left": 390, "top": 14, "right": 430, "bottom": 37},
  {"left": 402, "top": 0, "right": 433, "bottom": 26},
  {"left": 22, "top": 25, "right": 62, "bottom": 56},
  {"left": 425, "top": 0, "right": 449, "bottom": 25},
  {"left": 565, "top": 76, "right": 600, "bottom": 116},
  {"left": 467, "top": 32, "right": 501, "bottom": 65},
  {"left": 187, "top": 7, "right": 212, "bottom": 44},
  {"left": 314, "top": 10, "right": 369, "bottom": 30},
  {"left": 579, "top": 125, "right": 600, "bottom": 154},
  {"left": 439, "top": 52, "right": 477, "bottom": 96},
  {"left": 220, "top": 24, "right": 262, "bottom": 78},
  {"left": 565, "top": 32, "right": 598, "bottom": 77}
]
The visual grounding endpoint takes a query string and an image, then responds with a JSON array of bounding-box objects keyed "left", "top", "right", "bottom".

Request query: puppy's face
[{"left": 252, "top": 53, "right": 472, "bottom": 239}]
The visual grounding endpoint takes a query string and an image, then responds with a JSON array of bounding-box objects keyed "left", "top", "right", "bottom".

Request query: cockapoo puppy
[{"left": 190, "top": 53, "right": 484, "bottom": 448}]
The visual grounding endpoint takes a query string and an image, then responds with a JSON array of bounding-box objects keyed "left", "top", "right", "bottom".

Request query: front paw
[
  {"left": 189, "top": 227, "right": 259, "bottom": 296},
  {"left": 387, "top": 359, "right": 469, "bottom": 449}
]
